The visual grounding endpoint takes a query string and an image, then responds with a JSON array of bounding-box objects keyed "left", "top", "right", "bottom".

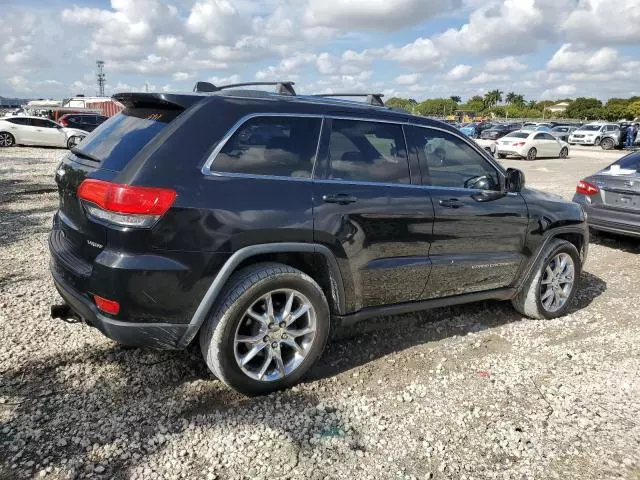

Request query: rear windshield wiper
[{"left": 71, "top": 148, "right": 101, "bottom": 163}]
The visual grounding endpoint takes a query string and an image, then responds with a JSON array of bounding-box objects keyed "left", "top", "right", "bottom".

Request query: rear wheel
[
  {"left": 559, "top": 147, "right": 568, "bottom": 158},
  {"left": 600, "top": 138, "right": 615, "bottom": 150},
  {"left": 512, "top": 238, "right": 581, "bottom": 319},
  {"left": 200, "top": 262, "right": 330, "bottom": 395},
  {"left": 526, "top": 147, "right": 537, "bottom": 161},
  {"left": 0, "top": 132, "right": 15, "bottom": 147}
]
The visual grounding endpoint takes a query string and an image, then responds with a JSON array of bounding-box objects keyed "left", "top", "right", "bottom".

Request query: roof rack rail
[
  {"left": 311, "top": 93, "right": 385, "bottom": 107},
  {"left": 193, "top": 81, "right": 296, "bottom": 96}
]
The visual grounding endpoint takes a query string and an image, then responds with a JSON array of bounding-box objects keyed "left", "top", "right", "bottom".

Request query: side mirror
[{"left": 505, "top": 168, "right": 525, "bottom": 193}]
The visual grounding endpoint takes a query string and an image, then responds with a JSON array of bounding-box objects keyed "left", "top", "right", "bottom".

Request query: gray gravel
[{"left": 1, "top": 146, "right": 639, "bottom": 480}]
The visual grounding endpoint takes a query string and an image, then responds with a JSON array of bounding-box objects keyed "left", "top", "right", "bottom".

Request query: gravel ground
[{"left": 1, "top": 146, "right": 639, "bottom": 480}]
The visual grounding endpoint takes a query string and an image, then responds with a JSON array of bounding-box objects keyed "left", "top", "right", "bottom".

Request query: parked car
[
  {"left": 573, "top": 151, "right": 640, "bottom": 237},
  {"left": 568, "top": 123, "right": 618, "bottom": 146},
  {"left": 475, "top": 124, "right": 520, "bottom": 154},
  {"left": 0, "top": 116, "right": 87, "bottom": 148},
  {"left": 49, "top": 83, "right": 589, "bottom": 394},
  {"left": 599, "top": 124, "right": 640, "bottom": 150},
  {"left": 495, "top": 131, "right": 570, "bottom": 160},
  {"left": 58, "top": 114, "right": 109, "bottom": 132},
  {"left": 459, "top": 122, "right": 479, "bottom": 137},
  {"left": 549, "top": 125, "right": 578, "bottom": 142}
]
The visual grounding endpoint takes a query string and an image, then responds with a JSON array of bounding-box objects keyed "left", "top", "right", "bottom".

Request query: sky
[{"left": 2, "top": 0, "right": 640, "bottom": 102}]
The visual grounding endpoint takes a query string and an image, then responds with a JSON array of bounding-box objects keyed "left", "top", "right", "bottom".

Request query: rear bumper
[
  {"left": 52, "top": 270, "right": 188, "bottom": 349},
  {"left": 573, "top": 196, "right": 640, "bottom": 238}
]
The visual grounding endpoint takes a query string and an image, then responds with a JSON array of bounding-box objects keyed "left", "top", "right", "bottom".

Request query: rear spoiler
[{"left": 112, "top": 93, "right": 202, "bottom": 110}]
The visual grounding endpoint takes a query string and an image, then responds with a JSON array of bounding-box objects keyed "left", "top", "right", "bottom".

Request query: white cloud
[
  {"left": 395, "top": 73, "right": 422, "bottom": 85},
  {"left": 467, "top": 73, "right": 509, "bottom": 85},
  {"left": 562, "top": 0, "right": 640, "bottom": 45},
  {"left": 256, "top": 52, "right": 317, "bottom": 80},
  {"left": 485, "top": 56, "right": 527, "bottom": 72},
  {"left": 434, "top": 0, "right": 577, "bottom": 55},
  {"left": 172, "top": 72, "right": 192, "bottom": 82},
  {"left": 540, "top": 84, "right": 577, "bottom": 99},
  {"left": 390, "top": 38, "right": 442, "bottom": 69},
  {"left": 304, "top": 0, "right": 462, "bottom": 31},
  {"left": 208, "top": 75, "right": 242, "bottom": 85},
  {"left": 547, "top": 44, "right": 620, "bottom": 73},
  {"left": 444, "top": 64, "right": 472, "bottom": 81}
]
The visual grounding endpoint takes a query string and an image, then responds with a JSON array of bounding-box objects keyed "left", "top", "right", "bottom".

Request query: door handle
[
  {"left": 322, "top": 193, "right": 358, "bottom": 205},
  {"left": 439, "top": 198, "right": 464, "bottom": 208}
]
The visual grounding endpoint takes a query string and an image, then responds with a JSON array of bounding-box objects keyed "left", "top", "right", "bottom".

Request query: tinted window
[
  {"left": 534, "top": 133, "right": 546, "bottom": 140},
  {"left": 72, "top": 108, "right": 182, "bottom": 171},
  {"left": 542, "top": 133, "right": 557, "bottom": 141},
  {"left": 326, "top": 119, "right": 409, "bottom": 184},
  {"left": 213, "top": 116, "right": 321, "bottom": 178},
  {"left": 31, "top": 118, "right": 57, "bottom": 128},
  {"left": 407, "top": 126, "right": 500, "bottom": 190},
  {"left": 7, "top": 118, "right": 30, "bottom": 125},
  {"left": 611, "top": 152, "right": 640, "bottom": 171},
  {"left": 505, "top": 132, "right": 529, "bottom": 139}
]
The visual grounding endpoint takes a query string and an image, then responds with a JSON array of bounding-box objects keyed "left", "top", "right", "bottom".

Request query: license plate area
[{"left": 604, "top": 190, "right": 640, "bottom": 211}]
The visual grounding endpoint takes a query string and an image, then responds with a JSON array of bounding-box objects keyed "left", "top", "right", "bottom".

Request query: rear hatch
[{"left": 53, "top": 97, "right": 185, "bottom": 272}]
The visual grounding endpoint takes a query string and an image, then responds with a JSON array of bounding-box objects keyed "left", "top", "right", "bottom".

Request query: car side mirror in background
[{"left": 505, "top": 168, "right": 525, "bottom": 193}]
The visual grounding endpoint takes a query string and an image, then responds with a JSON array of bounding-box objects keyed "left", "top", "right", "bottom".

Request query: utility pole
[{"left": 96, "top": 60, "right": 106, "bottom": 97}]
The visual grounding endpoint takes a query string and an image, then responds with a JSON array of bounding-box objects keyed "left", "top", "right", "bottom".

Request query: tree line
[{"left": 386, "top": 92, "right": 640, "bottom": 121}]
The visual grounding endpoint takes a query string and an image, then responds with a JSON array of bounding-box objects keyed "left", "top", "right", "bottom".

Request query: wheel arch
[
  {"left": 177, "top": 243, "right": 345, "bottom": 348},
  {"left": 515, "top": 226, "right": 588, "bottom": 293}
]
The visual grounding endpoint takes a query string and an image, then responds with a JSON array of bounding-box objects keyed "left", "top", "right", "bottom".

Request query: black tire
[
  {"left": 526, "top": 147, "right": 537, "bottom": 161},
  {"left": 0, "top": 132, "right": 15, "bottom": 147},
  {"left": 199, "top": 262, "right": 330, "bottom": 395},
  {"left": 600, "top": 138, "right": 615, "bottom": 150},
  {"left": 559, "top": 147, "right": 568, "bottom": 159},
  {"left": 511, "top": 238, "right": 581, "bottom": 320},
  {"left": 67, "top": 136, "right": 83, "bottom": 149},
  {"left": 497, "top": 153, "right": 507, "bottom": 159}
]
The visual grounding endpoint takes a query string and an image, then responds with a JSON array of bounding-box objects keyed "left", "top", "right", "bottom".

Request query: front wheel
[
  {"left": 526, "top": 147, "right": 537, "bottom": 161},
  {"left": 0, "top": 132, "right": 15, "bottom": 147},
  {"left": 67, "top": 136, "right": 84, "bottom": 149},
  {"left": 200, "top": 262, "right": 330, "bottom": 395},
  {"left": 594, "top": 137, "right": 601, "bottom": 146},
  {"left": 559, "top": 147, "right": 568, "bottom": 159},
  {"left": 512, "top": 239, "right": 581, "bottom": 319}
]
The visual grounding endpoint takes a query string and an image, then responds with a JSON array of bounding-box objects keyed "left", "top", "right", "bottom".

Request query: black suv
[{"left": 49, "top": 82, "right": 589, "bottom": 394}]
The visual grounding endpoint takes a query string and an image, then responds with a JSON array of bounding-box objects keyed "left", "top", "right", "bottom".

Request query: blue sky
[{"left": 2, "top": 0, "right": 640, "bottom": 102}]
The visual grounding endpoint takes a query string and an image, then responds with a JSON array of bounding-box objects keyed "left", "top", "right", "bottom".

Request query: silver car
[
  {"left": 550, "top": 125, "right": 577, "bottom": 142},
  {"left": 573, "top": 151, "right": 640, "bottom": 238}
]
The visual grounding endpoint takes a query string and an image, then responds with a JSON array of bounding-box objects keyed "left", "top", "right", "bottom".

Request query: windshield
[
  {"left": 580, "top": 125, "right": 602, "bottom": 131},
  {"left": 505, "top": 132, "right": 529, "bottom": 139},
  {"left": 72, "top": 108, "right": 182, "bottom": 171},
  {"left": 552, "top": 127, "right": 568, "bottom": 132}
]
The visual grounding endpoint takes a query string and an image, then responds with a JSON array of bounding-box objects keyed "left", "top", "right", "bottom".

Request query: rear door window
[
  {"left": 71, "top": 108, "right": 182, "bottom": 171},
  {"left": 325, "top": 119, "right": 409, "bottom": 184},
  {"left": 212, "top": 116, "right": 322, "bottom": 178}
]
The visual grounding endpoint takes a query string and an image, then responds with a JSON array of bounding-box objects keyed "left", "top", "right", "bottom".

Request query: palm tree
[
  {"left": 484, "top": 89, "right": 504, "bottom": 108},
  {"left": 527, "top": 100, "right": 537, "bottom": 109},
  {"left": 450, "top": 96, "right": 461, "bottom": 103},
  {"left": 506, "top": 92, "right": 517, "bottom": 104}
]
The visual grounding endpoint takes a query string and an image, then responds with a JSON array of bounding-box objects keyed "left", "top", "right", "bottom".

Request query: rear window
[
  {"left": 505, "top": 132, "right": 529, "bottom": 139},
  {"left": 72, "top": 108, "right": 181, "bottom": 171},
  {"left": 610, "top": 152, "right": 640, "bottom": 172}
]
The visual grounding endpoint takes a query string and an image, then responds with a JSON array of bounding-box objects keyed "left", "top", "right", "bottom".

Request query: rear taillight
[
  {"left": 513, "top": 142, "right": 525, "bottom": 147},
  {"left": 94, "top": 295, "right": 120, "bottom": 315},
  {"left": 77, "top": 179, "right": 176, "bottom": 228},
  {"left": 59, "top": 119, "right": 68, "bottom": 127},
  {"left": 576, "top": 180, "right": 599, "bottom": 196}
]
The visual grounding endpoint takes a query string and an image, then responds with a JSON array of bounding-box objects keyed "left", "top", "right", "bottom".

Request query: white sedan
[
  {"left": 495, "top": 131, "right": 569, "bottom": 161},
  {"left": 0, "top": 116, "right": 88, "bottom": 149}
]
